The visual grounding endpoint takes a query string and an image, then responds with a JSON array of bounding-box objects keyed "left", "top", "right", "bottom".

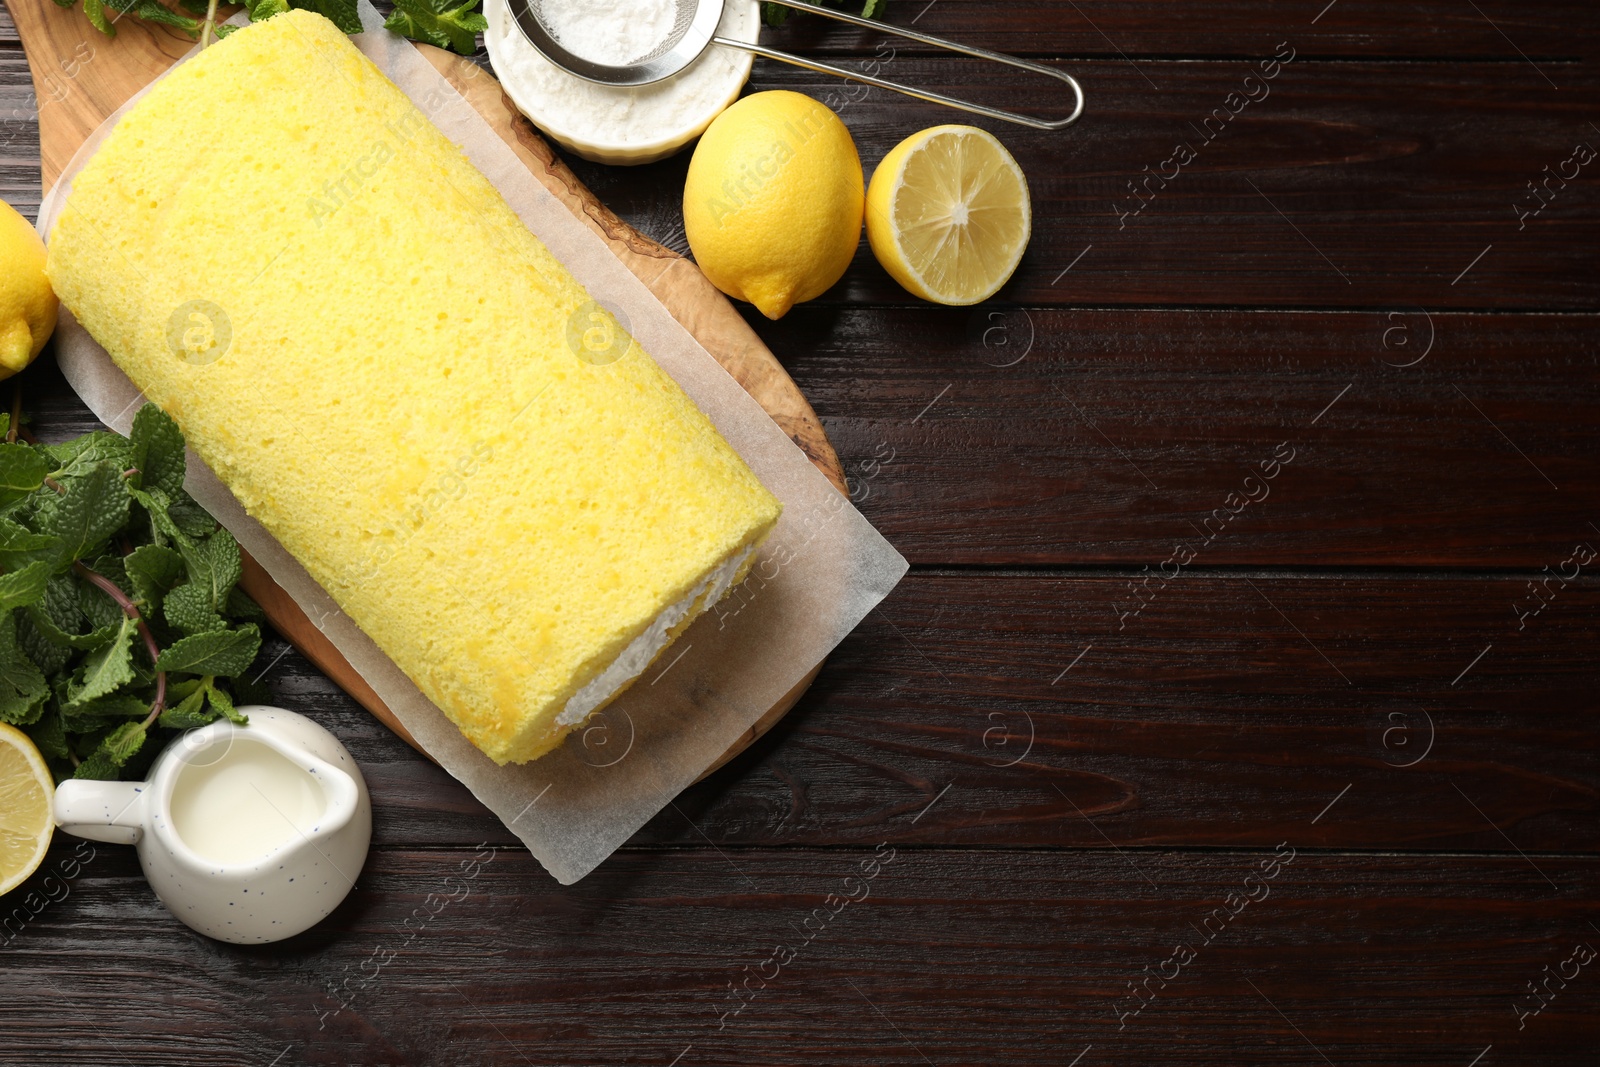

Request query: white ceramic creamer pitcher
[{"left": 53, "top": 706, "right": 371, "bottom": 944}]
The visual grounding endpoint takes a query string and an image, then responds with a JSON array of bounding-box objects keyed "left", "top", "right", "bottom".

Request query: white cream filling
[{"left": 555, "top": 543, "right": 757, "bottom": 728}]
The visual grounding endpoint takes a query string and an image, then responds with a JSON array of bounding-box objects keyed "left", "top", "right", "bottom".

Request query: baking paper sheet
[{"left": 36, "top": 2, "right": 907, "bottom": 885}]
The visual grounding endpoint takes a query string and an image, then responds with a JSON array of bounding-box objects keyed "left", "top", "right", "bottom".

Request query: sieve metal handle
[{"left": 717, "top": 1, "right": 1083, "bottom": 130}]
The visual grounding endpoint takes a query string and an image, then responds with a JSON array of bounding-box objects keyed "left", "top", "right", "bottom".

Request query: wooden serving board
[{"left": 8, "top": 1, "right": 844, "bottom": 777}]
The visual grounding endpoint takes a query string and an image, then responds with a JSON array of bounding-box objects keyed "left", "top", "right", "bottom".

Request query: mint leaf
[
  {"left": 103, "top": 0, "right": 199, "bottom": 33},
  {"left": 156, "top": 624, "right": 260, "bottom": 676},
  {"left": 156, "top": 677, "right": 247, "bottom": 728},
  {"left": 128, "top": 405, "right": 187, "bottom": 499},
  {"left": 129, "top": 485, "right": 184, "bottom": 547},
  {"left": 24, "top": 709, "right": 69, "bottom": 763},
  {"left": 125, "top": 544, "right": 185, "bottom": 613},
  {"left": 44, "top": 430, "right": 131, "bottom": 481},
  {"left": 0, "top": 560, "right": 52, "bottom": 611},
  {"left": 77, "top": 571, "right": 127, "bottom": 632},
  {"left": 65, "top": 615, "right": 139, "bottom": 708},
  {"left": 206, "top": 681, "right": 247, "bottom": 724},
  {"left": 291, "top": 0, "right": 359, "bottom": 32},
  {"left": 80, "top": 0, "right": 116, "bottom": 35},
  {"left": 64, "top": 692, "right": 149, "bottom": 718},
  {"left": 16, "top": 612, "right": 74, "bottom": 675},
  {"left": 384, "top": 0, "right": 485, "bottom": 55},
  {"left": 167, "top": 491, "right": 216, "bottom": 538},
  {"left": 85, "top": 554, "right": 131, "bottom": 598},
  {"left": 158, "top": 684, "right": 214, "bottom": 729},
  {"left": 0, "top": 613, "right": 50, "bottom": 725},
  {"left": 761, "top": 2, "right": 793, "bottom": 26},
  {"left": 226, "top": 586, "right": 265, "bottom": 621},
  {"left": 181, "top": 527, "right": 242, "bottom": 613},
  {"left": 0, "top": 442, "right": 49, "bottom": 510},
  {"left": 103, "top": 719, "right": 147, "bottom": 761},
  {"left": 0, "top": 517, "right": 61, "bottom": 570},
  {"left": 163, "top": 583, "right": 226, "bottom": 635},
  {"left": 28, "top": 573, "right": 118, "bottom": 657},
  {"left": 73, "top": 749, "right": 117, "bottom": 779},
  {"left": 36, "top": 462, "right": 131, "bottom": 568},
  {"left": 74, "top": 720, "right": 147, "bottom": 779},
  {"left": 35, "top": 573, "right": 85, "bottom": 634},
  {"left": 7, "top": 409, "right": 259, "bottom": 781},
  {"left": 61, "top": 691, "right": 150, "bottom": 732},
  {"left": 132, "top": 0, "right": 199, "bottom": 32},
  {"left": 24, "top": 606, "right": 117, "bottom": 652}
]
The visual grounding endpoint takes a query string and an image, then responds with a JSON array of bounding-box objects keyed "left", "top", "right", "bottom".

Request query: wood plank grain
[
  {"left": 778, "top": 307, "right": 1600, "bottom": 567},
  {"left": 2, "top": 845, "right": 1595, "bottom": 1065},
  {"left": 598, "top": 58, "right": 1600, "bottom": 310},
  {"left": 0, "top": 48, "right": 38, "bottom": 196},
  {"left": 764, "top": 1, "right": 1594, "bottom": 60},
  {"left": 222, "top": 572, "right": 1600, "bottom": 852}
]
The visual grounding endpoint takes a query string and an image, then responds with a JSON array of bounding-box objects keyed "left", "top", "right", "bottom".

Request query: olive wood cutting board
[{"left": 7, "top": 0, "right": 844, "bottom": 776}]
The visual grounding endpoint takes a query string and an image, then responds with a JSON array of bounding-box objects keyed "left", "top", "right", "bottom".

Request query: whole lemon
[
  {"left": 0, "top": 199, "right": 58, "bottom": 379},
  {"left": 683, "top": 91, "right": 863, "bottom": 320}
]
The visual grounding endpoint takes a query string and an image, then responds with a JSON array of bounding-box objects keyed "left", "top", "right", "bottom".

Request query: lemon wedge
[
  {"left": 865, "top": 125, "right": 1032, "bottom": 306},
  {"left": 0, "top": 723, "right": 54, "bottom": 897}
]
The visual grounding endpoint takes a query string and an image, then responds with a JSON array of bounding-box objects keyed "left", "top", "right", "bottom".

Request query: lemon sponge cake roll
[{"left": 46, "top": 10, "right": 782, "bottom": 766}]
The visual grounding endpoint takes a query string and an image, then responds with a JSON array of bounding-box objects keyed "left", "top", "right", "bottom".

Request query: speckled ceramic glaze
[{"left": 53, "top": 707, "right": 371, "bottom": 944}]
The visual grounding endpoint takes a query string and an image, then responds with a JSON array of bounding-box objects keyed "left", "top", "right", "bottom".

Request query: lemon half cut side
[
  {"left": 866, "top": 125, "right": 1033, "bottom": 306},
  {"left": 0, "top": 723, "right": 54, "bottom": 897}
]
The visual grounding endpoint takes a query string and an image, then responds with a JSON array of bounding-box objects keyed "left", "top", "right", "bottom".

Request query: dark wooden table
[{"left": 4, "top": 3, "right": 1598, "bottom": 1064}]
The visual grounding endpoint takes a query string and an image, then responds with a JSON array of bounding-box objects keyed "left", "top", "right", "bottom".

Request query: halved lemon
[
  {"left": 0, "top": 723, "right": 54, "bottom": 897},
  {"left": 865, "top": 125, "right": 1032, "bottom": 306}
]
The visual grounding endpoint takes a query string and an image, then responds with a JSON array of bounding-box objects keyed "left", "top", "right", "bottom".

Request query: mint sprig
[
  {"left": 61, "top": 0, "right": 486, "bottom": 55},
  {"left": 383, "top": 0, "right": 487, "bottom": 56},
  {"left": 0, "top": 405, "right": 269, "bottom": 783}
]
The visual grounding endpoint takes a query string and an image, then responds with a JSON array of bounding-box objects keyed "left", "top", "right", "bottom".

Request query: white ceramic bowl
[{"left": 484, "top": 0, "right": 760, "bottom": 166}]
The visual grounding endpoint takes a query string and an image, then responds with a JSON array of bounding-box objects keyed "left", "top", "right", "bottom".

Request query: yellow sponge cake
[{"left": 46, "top": 10, "right": 781, "bottom": 765}]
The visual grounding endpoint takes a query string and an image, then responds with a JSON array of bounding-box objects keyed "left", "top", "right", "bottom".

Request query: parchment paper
[{"left": 36, "top": 2, "right": 906, "bottom": 885}]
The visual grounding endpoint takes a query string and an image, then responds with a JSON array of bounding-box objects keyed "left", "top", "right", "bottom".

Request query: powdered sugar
[
  {"left": 535, "top": 0, "right": 681, "bottom": 66},
  {"left": 485, "top": 0, "right": 758, "bottom": 162}
]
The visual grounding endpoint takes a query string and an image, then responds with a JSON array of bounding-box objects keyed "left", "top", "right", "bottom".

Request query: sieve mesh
[
  {"left": 523, "top": 0, "right": 701, "bottom": 66},
  {"left": 508, "top": 0, "right": 1086, "bottom": 131}
]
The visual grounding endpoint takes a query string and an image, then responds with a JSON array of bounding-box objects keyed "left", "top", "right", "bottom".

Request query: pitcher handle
[{"left": 55, "top": 779, "right": 148, "bottom": 845}]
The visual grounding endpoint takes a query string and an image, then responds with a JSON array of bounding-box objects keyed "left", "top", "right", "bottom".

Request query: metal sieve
[{"left": 507, "top": 0, "right": 1084, "bottom": 131}]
